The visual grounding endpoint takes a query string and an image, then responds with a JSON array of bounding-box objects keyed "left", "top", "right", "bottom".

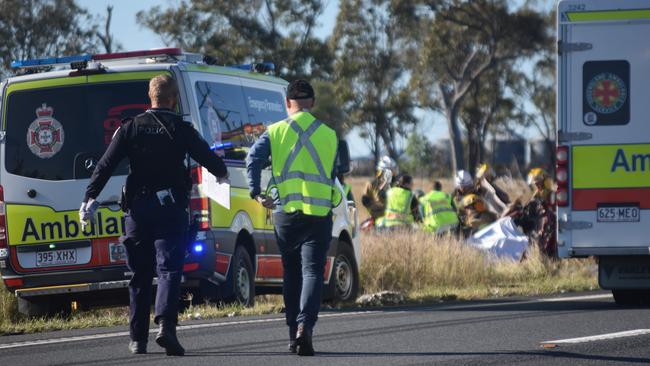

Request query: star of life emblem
[
  {"left": 585, "top": 72, "right": 627, "bottom": 114},
  {"left": 26, "top": 103, "right": 65, "bottom": 158}
]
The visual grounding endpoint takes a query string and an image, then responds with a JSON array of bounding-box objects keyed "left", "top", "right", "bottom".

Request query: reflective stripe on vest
[
  {"left": 384, "top": 187, "right": 414, "bottom": 227},
  {"left": 268, "top": 112, "right": 339, "bottom": 216},
  {"left": 421, "top": 191, "right": 459, "bottom": 233}
]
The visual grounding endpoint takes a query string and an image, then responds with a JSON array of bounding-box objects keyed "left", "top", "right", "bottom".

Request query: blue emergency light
[
  {"left": 193, "top": 243, "right": 204, "bottom": 254},
  {"left": 210, "top": 142, "right": 234, "bottom": 151},
  {"left": 11, "top": 48, "right": 184, "bottom": 69},
  {"left": 11, "top": 54, "right": 92, "bottom": 69}
]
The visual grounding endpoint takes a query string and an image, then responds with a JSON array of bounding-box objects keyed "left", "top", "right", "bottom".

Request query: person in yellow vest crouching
[
  {"left": 379, "top": 175, "right": 420, "bottom": 230},
  {"left": 420, "top": 180, "right": 459, "bottom": 235}
]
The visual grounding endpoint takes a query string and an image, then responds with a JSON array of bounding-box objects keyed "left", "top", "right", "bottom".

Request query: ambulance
[
  {"left": 557, "top": 1, "right": 650, "bottom": 304},
  {"left": 0, "top": 48, "right": 360, "bottom": 315}
]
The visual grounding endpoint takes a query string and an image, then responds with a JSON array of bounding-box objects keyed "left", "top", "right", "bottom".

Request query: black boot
[
  {"left": 155, "top": 318, "right": 185, "bottom": 356},
  {"left": 296, "top": 324, "right": 314, "bottom": 356},
  {"left": 288, "top": 325, "right": 297, "bottom": 353},
  {"left": 128, "top": 340, "right": 147, "bottom": 354}
]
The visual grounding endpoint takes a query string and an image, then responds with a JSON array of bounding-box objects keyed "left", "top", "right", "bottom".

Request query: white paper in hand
[{"left": 201, "top": 167, "right": 231, "bottom": 209}]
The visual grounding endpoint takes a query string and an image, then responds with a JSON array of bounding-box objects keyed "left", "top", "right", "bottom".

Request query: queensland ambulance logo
[
  {"left": 26, "top": 103, "right": 65, "bottom": 159},
  {"left": 586, "top": 73, "right": 627, "bottom": 114}
]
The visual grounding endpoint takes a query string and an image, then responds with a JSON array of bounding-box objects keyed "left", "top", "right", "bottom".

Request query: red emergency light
[{"left": 93, "top": 48, "right": 183, "bottom": 61}]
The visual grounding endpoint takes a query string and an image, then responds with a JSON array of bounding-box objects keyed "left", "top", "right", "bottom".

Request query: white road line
[
  {"left": 0, "top": 311, "right": 378, "bottom": 350},
  {"left": 542, "top": 329, "right": 650, "bottom": 346},
  {"left": 0, "top": 293, "right": 615, "bottom": 351},
  {"left": 539, "top": 294, "right": 612, "bottom": 302}
]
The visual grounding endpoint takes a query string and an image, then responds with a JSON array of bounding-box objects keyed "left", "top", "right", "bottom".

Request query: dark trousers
[
  {"left": 273, "top": 211, "right": 332, "bottom": 332},
  {"left": 123, "top": 194, "right": 188, "bottom": 342}
]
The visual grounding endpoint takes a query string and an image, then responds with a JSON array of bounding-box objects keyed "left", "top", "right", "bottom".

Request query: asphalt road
[{"left": 2, "top": 292, "right": 650, "bottom": 365}]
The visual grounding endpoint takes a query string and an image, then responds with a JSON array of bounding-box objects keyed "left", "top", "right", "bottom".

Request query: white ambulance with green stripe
[
  {"left": 0, "top": 48, "right": 360, "bottom": 316},
  {"left": 558, "top": 1, "right": 650, "bottom": 304}
]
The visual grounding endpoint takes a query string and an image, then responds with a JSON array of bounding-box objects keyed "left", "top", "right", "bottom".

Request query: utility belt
[{"left": 120, "top": 184, "right": 186, "bottom": 212}]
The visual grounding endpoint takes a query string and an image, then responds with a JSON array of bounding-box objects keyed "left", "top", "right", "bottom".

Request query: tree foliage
[
  {"left": 136, "top": 0, "right": 332, "bottom": 80},
  {"left": 411, "top": 0, "right": 548, "bottom": 172},
  {"left": 0, "top": 0, "right": 98, "bottom": 77},
  {"left": 331, "top": 0, "right": 417, "bottom": 164}
]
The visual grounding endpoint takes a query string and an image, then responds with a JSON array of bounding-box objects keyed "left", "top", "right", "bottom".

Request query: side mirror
[{"left": 337, "top": 140, "right": 351, "bottom": 174}]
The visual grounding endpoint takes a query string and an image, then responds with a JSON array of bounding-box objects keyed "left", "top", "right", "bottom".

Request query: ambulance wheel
[
  {"left": 326, "top": 242, "right": 359, "bottom": 303},
  {"left": 17, "top": 296, "right": 72, "bottom": 317},
  {"left": 612, "top": 289, "right": 650, "bottom": 306},
  {"left": 226, "top": 246, "right": 255, "bottom": 307}
]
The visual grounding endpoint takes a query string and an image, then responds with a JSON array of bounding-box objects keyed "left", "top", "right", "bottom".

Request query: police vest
[
  {"left": 383, "top": 187, "right": 414, "bottom": 227},
  {"left": 268, "top": 111, "right": 341, "bottom": 216},
  {"left": 421, "top": 190, "right": 459, "bottom": 233}
]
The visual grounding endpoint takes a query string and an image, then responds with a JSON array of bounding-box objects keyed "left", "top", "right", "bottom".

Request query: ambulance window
[
  {"left": 4, "top": 81, "right": 150, "bottom": 180},
  {"left": 242, "top": 86, "right": 287, "bottom": 129},
  {"left": 195, "top": 81, "right": 247, "bottom": 147}
]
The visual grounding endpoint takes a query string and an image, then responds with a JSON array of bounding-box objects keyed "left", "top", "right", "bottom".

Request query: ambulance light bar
[
  {"left": 93, "top": 48, "right": 183, "bottom": 61},
  {"left": 11, "top": 54, "right": 91, "bottom": 69},
  {"left": 11, "top": 48, "right": 184, "bottom": 69}
]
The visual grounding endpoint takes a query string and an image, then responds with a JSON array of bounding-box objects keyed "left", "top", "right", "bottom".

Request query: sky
[{"left": 77, "top": 0, "right": 551, "bottom": 159}]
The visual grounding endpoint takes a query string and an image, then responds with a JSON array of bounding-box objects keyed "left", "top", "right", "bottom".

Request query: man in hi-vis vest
[
  {"left": 420, "top": 181, "right": 459, "bottom": 234},
  {"left": 246, "top": 79, "right": 341, "bottom": 356}
]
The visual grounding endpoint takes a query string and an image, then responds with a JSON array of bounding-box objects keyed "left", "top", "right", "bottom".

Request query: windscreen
[
  {"left": 4, "top": 81, "right": 151, "bottom": 180},
  {"left": 195, "top": 81, "right": 287, "bottom": 152}
]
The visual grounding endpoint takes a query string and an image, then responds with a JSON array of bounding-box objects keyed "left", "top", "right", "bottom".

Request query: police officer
[
  {"left": 246, "top": 79, "right": 340, "bottom": 356},
  {"left": 79, "top": 75, "right": 227, "bottom": 356}
]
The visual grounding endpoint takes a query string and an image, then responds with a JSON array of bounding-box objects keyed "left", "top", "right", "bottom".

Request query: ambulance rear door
[{"left": 558, "top": 0, "right": 650, "bottom": 257}]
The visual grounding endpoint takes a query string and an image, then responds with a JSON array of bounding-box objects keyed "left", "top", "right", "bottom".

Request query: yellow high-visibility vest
[
  {"left": 383, "top": 187, "right": 414, "bottom": 227},
  {"left": 268, "top": 111, "right": 341, "bottom": 216},
  {"left": 420, "top": 190, "right": 459, "bottom": 233}
]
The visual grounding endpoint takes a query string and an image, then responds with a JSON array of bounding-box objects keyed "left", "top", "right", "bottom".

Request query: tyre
[
  {"left": 226, "top": 246, "right": 255, "bottom": 307},
  {"left": 326, "top": 242, "right": 359, "bottom": 303},
  {"left": 612, "top": 289, "right": 650, "bottom": 306},
  {"left": 17, "top": 296, "right": 71, "bottom": 317}
]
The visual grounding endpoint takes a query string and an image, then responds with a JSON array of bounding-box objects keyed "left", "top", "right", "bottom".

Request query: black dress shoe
[
  {"left": 129, "top": 341, "right": 147, "bottom": 354},
  {"left": 296, "top": 324, "right": 314, "bottom": 356},
  {"left": 288, "top": 339, "right": 297, "bottom": 353},
  {"left": 155, "top": 318, "right": 185, "bottom": 356}
]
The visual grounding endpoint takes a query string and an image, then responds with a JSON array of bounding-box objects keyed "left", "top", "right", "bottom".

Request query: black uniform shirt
[{"left": 84, "top": 108, "right": 227, "bottom": 202}]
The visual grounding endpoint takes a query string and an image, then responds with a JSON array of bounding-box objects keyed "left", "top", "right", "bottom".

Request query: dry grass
[
  {"left": 360, "top": 230, "right": 597, "bottom": 302},
  {"left": 0, "top": 177, "right": 596, "bottom": 334},
  {"left": 0, "top": 290, "right": 284, "bottom": 336}
]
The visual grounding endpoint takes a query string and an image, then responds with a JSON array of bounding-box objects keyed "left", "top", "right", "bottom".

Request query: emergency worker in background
[
  {"left": 361, "top": 156, "right": 398, "bottom": 227},
  {"left": 79, "top": 75, "right": 228, "bottom": 356},
  {"left": 460, "top": 194, "right": 497, "bottom": 237},
  {"left": 381, "top": 175, "right": 420, "bottom": 230},
  {"left": 452, "top": 170, "right": 477, "bottom": 223},
  {"left": 246, "top": 79, "right": 340, "bottom": 356},
  {"left": 420, "top": 181, "right": 459, "bottom": 234},
  {"left": 527, "top": 168, "right": 555, "bottom": 206},
  {"left": 526, "top": 168, "right": 557, "bottom": 257},
  {"left": 475, "top": 163, "right": 510, "bottom": 215}
]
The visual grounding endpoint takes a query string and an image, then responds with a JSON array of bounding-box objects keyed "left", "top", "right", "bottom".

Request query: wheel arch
[{"left": 235, "top": 229, "right": 257, "bottom": 274}]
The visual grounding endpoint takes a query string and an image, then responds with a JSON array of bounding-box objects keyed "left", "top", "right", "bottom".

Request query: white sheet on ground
[{"left": 467, "top": 217, "right": 529, "bottom": 261}]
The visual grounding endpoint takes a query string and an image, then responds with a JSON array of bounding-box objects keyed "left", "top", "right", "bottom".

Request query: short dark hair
[
  {"left": 398, "top": 175, "right": 413, "bottom": 187},
  {"left": 433, "top": 180, "right": 442, "bottom": 191},
  {"left": 287, "top": 79, "right": 315, "bottom": 100}
]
